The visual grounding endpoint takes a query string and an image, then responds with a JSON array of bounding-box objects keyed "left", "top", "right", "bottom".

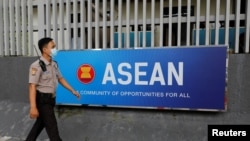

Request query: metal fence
[{"left": 0, "top": 0, "right": 249, "bottom": 56}]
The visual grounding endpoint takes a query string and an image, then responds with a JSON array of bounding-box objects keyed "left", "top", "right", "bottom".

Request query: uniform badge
[{"left": 31, "top": 68, "right": 37, "bottom": 75}]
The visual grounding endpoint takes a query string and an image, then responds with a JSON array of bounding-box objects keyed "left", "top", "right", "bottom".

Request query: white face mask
[{"left": 50, "top": 48, "right": 58, "bottom": 58}]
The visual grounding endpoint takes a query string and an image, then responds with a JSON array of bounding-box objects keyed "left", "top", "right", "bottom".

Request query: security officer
[{"left": 26, "top": 37, "right": 80, "bottom": 141}]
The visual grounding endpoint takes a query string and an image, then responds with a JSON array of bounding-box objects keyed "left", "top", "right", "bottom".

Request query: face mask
[{"left": 50, "top": 48, "right": 58, "bottom": 58}]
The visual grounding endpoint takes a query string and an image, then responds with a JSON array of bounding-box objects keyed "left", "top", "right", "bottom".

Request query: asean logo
[{"left": 77, "top": 64, "right": 95, "bottom": 84}]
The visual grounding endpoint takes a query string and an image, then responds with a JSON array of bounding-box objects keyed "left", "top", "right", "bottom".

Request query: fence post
[
  {"left": 37, "top": 0, "right": 45, "bottom": 40},
  {"left": 245, "top": 0, "right": 250, "bottom": 53},
  {"left": 0, "top": 0, "right": 3, "bottom": 56}
]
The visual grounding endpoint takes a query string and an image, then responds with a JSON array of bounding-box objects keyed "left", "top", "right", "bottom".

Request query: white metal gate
[{"left": 0, "top": 0, "right": 249, "bottom": 56}]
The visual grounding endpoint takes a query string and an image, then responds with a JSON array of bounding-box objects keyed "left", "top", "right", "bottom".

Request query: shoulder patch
[{"left": 31, "top": 68, "right": 38, "bottom": 75}]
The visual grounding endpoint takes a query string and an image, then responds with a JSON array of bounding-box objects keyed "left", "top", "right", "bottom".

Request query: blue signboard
[{"left": 54, "top": 46, "right": 228, "bottom": 111}]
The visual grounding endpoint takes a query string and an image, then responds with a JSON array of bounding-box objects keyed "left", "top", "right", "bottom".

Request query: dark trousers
[{"left": 26, "top": 91, "right": 62, "bottom": 141}]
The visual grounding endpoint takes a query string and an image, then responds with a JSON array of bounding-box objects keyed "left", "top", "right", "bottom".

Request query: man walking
[{"left": 26, "top": 37, "right": 80, "bottom": 141}]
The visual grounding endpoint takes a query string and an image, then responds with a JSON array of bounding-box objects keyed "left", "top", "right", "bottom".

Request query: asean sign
[{"left": 55, "top": 46, "right": 228, "bottom": 111}]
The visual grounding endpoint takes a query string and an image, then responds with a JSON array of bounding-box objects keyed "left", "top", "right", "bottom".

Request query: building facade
[{"left": 0, "top": 0, "right": 249, "bottom": 56}]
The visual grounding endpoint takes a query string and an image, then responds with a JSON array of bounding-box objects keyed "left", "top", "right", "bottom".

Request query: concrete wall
[{"left": 0, "top": 54, "right": 250, "bottom": 141}]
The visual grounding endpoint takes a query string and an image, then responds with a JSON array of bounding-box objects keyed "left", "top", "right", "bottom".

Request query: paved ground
[
  {"left": 0, "top": 101, "right": 50, "bottom": 141},
  {"left": 0, "top": 136, "right": 17, "bottom": 141},
  {"left": 0, "top": 136, "right": 23, "bottom": 141},
  {"left": 0, "top": 136, "right": 49, "bottom": 141}
]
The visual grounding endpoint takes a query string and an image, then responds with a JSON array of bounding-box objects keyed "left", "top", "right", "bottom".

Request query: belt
[{"left": 37, "top": 90, "right": 55, "bottom": 98}]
